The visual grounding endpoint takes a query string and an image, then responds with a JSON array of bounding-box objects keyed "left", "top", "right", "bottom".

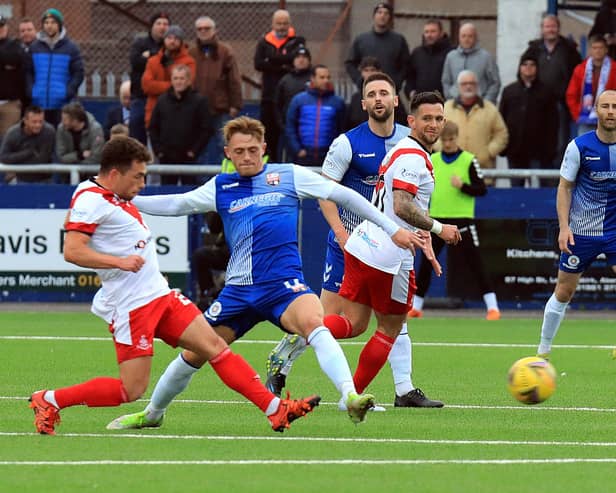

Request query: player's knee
[{"left": 122, "top": 380, "right": 149, "bottom": 402}]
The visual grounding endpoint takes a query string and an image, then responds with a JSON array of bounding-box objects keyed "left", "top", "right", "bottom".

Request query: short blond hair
[
  {"left": 223, "top": 116, "right": 265, "bottom": 144},
  {"left": 440, "top": 121, "right": 458, "bottom": 139}
]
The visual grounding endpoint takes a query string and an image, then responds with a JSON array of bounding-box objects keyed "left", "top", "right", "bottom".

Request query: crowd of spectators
[{"left": 0, "top": 2, "right": 610, "bottom": 187}]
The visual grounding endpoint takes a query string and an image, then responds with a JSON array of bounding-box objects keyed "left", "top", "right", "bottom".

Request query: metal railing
[{"left": 0, "top": 163, "right": 561, "bottom": 186}]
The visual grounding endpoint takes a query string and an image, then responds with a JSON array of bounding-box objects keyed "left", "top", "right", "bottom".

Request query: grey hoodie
[{"left": 441, "top": 44, "right": 501, "bottom": 103}]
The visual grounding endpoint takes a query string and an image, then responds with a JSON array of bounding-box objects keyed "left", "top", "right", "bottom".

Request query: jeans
[{"left": 129, "top": 98, "right": 147, "bottom": 145}]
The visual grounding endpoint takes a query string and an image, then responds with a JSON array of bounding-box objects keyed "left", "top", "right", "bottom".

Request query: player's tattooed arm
[{"left": 392, "top": 189, "right": 432, "bottom": 230}]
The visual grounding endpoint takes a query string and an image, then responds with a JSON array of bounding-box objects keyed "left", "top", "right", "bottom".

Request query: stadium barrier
[{"left": 1, "top": 165, "right": 612, "bottom": 310}]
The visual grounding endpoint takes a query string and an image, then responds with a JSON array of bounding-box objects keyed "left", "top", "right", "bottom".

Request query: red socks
[
  {"left": 353, "top": 332, "right": 395, "bottom": 394},
  {"left": 209, "top": 348, "right": 274, "bottom": 412},
  {"left": 323, "top": 314, "right": 354, "bottom": 339},
  {"left": 54, "top": 377, "right": 129, "bottom": 408}
]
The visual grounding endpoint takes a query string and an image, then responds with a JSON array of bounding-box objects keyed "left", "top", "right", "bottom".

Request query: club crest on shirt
[{"left": 266, "top": 173, "right": 280, "bottom": 186}]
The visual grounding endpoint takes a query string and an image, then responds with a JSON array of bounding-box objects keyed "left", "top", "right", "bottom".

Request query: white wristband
[{"left": 430, "top": 219, "right": 443, "bottom": 235}]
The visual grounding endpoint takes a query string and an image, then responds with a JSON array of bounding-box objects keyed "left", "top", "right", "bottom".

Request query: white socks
[
  {"left": 412, "top": 295, "right": 424, "bottom": 311},
  {"left": 307, "top": 326, "right": 355, "bottom": 401},
  {"left": 483, "top": 292, "right": 499, "bottom": 311},
  {"left": 537, "top": 293, "right": 569, "bottom": 355},
  {"left": 388, "top": 323, "right": 414, "bottom": 396},
  {"left": 145, "top": 353, "right": 199, "bottom": 421}
]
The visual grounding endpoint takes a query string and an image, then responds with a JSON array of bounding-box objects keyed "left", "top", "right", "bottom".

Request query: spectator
[
  {"left": 500, "top": 50, "right": 558, "bottom": 187},
  {"left": 254, "top": 9, "right": 305, "bottom": 161},
  {"left": 26, "top": 8, "right": 84, "bottom": 128},
  {"left": 56, "top": 102, "right": 104, "bottom": 180},
  {"left": 345, "top": 2, "right": 409, "bottom": 92},
  {"left": 566, "top": 34, "right": 616, "bottom": 136},
  {"left": 149, "top": 64, "right": 212, "bottom": 186},
  {"left": 345, "top": 57, "right": 407, "bottom": 131},
  {"left": 441, "top": 23, "right": 500, "bottom": 103},
  {"left": 128, "top": 12, "right": 169, "bottom": 145},
  {"left": 109, "top": 123, "right": 129, "bottom": 139},
  {"left": 410, "top": 120, "right": 499, "bottom": 320},
  {"left": 443, "top": 70, "right": 508, "bottom": 180},
  {"left": 0, "top": 105, "right": 55, "bottom": 183},
  {"left": 285, "top": 64, "right": 345, "bottom": 166},
  {"left": 142, "top": 25, "right": 195, "bottom": 130},
  {"left": 103, "top": 80, "right": 130, "bottom": 141},
  {"left": 589, "top": 0, "right": 616, "bottom": 59},
  {"left": 274, "top": 46, "right": 311, "bottom": 150},
  {"left": 18, "top": 17, "right": 37, "bottom": 53},
  {"left": 0, "top": 15, "right": 28, "bottom": 138},
  {"left": 405, "top": 18, "right": 453, "bottom": 98},
  {"left": 189, "top": 16, "right": 242, "bottom": 165},
  {"left": 527, "top": 14, "right": 581, "bottom": 165}
]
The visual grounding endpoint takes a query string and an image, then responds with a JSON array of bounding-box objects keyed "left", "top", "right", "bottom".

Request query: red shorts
[
  {"left": 110, "top": 291, "right": 201, "bottom": 364},
  {"left": 339, "top": 252, "right": 416, "bottom": 315}
]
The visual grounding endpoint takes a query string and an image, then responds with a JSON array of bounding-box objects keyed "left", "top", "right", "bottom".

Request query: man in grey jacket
[
  {"left": 0, "top": 105, "right": 55, "bottom": 183},
  {"left": 441, "top": 23, "right": 500, "bottom": 103},
  {"left": 56, "top": 102, "right": 104, "bottom": 181}
]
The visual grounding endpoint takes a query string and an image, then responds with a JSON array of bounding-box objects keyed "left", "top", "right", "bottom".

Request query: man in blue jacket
[
  {"left": 285, "top": 64, "right": 345, "bottom": 166},
  {"left": 26, "top": 8, "right": 84, "bottom": 127}
]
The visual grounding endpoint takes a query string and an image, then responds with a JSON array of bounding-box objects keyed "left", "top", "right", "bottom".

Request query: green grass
[{"left": 2, "top": 311, "right": 616, "bottom": 492}]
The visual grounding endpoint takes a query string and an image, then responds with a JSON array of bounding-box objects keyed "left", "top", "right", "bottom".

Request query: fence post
[
  {"left": 106, "top": 71, "right": 116, "bottom": 98},
  {"left": 91, "top": 70, "right": 101, "bottom": 97}
]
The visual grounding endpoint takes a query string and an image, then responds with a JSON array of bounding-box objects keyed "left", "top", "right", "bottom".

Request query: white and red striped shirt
[
  {"left": 345, "top": 136, "right": 434, "bottom": 274},
  {"left": 66, "top": 179, "right": 169, "bottom": 327}
]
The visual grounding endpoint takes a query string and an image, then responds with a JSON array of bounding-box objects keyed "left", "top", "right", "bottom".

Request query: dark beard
[{"left": 367, "top": 108, "right": 392, "bottom": 122}]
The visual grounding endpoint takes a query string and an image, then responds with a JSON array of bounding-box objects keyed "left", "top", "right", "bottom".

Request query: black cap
[
  {"left": 519, "top": 48, "right": 538, "bottom": 66},
  {"left": 295, "top": 46, "right": 311, "bottom": 60},
  {"left": 373, "top": 2, "right": 393, "bottom": 15}
]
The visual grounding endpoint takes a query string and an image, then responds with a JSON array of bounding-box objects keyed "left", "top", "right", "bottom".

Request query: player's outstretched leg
[
  {"left": 268, "top": 392, "right": 321, "bottom": 432},
  {"left": 265, "top": 334, "right": 308, "bottom": 396},
  {"left": 29, "top": 390, "right": 61, "bottom": 435}
]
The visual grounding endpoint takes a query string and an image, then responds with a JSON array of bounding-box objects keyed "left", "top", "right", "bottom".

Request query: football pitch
[{"left": 1, "top": 309, "right": 616, "bottom": 493}]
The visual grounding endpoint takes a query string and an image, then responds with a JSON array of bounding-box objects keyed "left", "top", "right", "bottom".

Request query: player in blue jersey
[
  {"left": 537, "top": 89, "right": 616, "bottom": 359},
  {"left": 106, "top": 116, "right": 425, "bottom": 430},
  {"left": 266, "top": 72, "right": 445, "bottom": 408}
]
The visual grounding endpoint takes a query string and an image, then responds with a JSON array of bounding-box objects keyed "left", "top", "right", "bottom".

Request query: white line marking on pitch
[
  {"left": 1, "top": 458, "right": 616, "bottom": 466},
  {"left": 2, "top": 431, "right": 616, "bottom": 448},
  {"left": 0, "top": 335, "right": 613, "bottom": 351},
  {"left": 2, "top": 395, "right": 616, "bottom": 413}
]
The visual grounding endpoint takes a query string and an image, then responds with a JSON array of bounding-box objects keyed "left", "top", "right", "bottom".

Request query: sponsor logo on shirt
[
  {"left": 229, "top": 192, "right": 284, "bottom": 213},
  {"left": 358, "top": 152, "right": 376, "bottom": 158},
  {"left": 134, "top": 239, "right": 147, "bottom": 250},
  {"left": 222, "top": 182, "right": 240, "bottom": 189},
  {"left": 355, "top": 227, "right": 380, "bottom": 248},
  {"left": 590, "top": 171, "right": 616, "bottom": 179},
  {"left": 266, "top": 173, "right": 280, "bottom": 186},
  {"left": 361, "top": 175, "right": 379, "bottom": 186},
  {"left": 585, "top": 156, "right": 601, "bottom": 161}
]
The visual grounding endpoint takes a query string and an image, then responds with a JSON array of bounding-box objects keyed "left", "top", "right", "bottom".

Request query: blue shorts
[
  {"left": 322, "top": 230, "right": 345, "bottom": 293},
  {"left": 559, "top": 234, "right": 616, "bottom": 273},
  {"left": 204, "top": 275, "right": 315, "bottom": 340}
]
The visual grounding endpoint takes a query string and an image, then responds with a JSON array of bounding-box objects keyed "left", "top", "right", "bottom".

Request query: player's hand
[
  {"left": 558, "top": 226, "right": 574, "bottom": 254},
  {"left": 421, "top": 232, "right": 442, "bottom": 276},
  {"left": 450, "top": 175, "right": 463, "bottom": 189},
  {"left": 298, "top": 149, "right": 307, "bottom": 158},
  {"left": 391, "top": 228, "right": 425, "bottom": 253},
  {"left": 118, "top": 255, "right": 145, "bottom": 272},
  {"left": 334, "top": 228, "right": 350, "bottom": 248},
  {"left": 438, "top": 224, "right": 462, "bottom": 245}
]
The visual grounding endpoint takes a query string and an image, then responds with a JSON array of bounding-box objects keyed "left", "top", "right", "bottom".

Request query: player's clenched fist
[
  {"left": 439, "top": 224, "right": 462, "bottom": 245},
  {"left": 118, "top": 255, "right": 145, "bottom": 272}
]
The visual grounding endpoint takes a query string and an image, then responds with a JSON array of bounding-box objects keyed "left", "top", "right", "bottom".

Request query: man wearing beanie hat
[
  {"left": 26, "top": 8, "right": 84, "bottom": 127},
  {"left": 274, "top": 45, "right": 312, "bottom": 149},
  {"left": 499, "top": 49, "right": 558, "bottom": 187},
  {"left": 128, "top": 12, "right": 170, "bottom": 144},
  {"left": 345, "top": 3, "right": 409, "bottom": 91},
  {"left": 141, "top": 24, "right": 195, "bottom": 128}
]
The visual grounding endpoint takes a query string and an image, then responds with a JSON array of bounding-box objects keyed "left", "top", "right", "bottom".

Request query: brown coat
[
  {"left": 189, "top": 37, "right": 242, "bottom": 114},
  {"left": 141, "top": 45, "right": 196, "bottom": 127}
]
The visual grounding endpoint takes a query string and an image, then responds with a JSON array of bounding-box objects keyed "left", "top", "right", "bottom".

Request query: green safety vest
[{"left": 430, "top": 150, "right": 476, "bottom": 219}]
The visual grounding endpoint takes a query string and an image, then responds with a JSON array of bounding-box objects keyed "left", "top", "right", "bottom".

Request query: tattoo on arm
[{"left": 393, "top": 189, "right": 432, "bottom": 230}]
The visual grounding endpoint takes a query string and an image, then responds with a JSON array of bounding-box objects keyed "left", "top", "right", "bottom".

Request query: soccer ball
[{"left": 507, "top": 356, "right": 556, "bottom": 405}]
